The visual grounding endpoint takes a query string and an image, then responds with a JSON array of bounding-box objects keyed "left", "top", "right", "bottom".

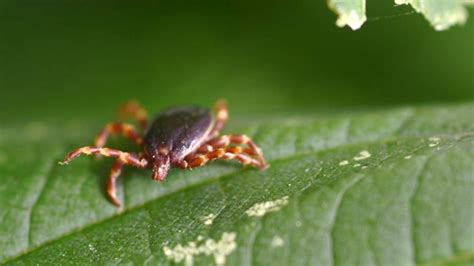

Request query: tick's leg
[
  {"left": 197, "top": 134, "right": 267, "bottom": 169},
  {"left": 60, "top": 148, "right": 148, "bottom": 207},
  {"left": 107, "top": 160, "right": 124, "bottom": 206},
  {"left": 60, "top": 146, "right": 148, "bottom": 168},
  {"left": 177, "top": 146, "right": 262, "bottom": 169},
  {"left": 207, "top": 99, "right": 229, "bottom": 139},
  {"left": 95, "top": 122, "right": 143, "bottom": 148},
  {"left": 118, "top": 100, "right": 149, "bottom": 130}
]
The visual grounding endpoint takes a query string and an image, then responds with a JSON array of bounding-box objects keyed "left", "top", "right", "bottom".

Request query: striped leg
[
  {"left": 107, "top": 160, "right": 124, "bottom": 206},
  {"left": 59, "top": 146, "right": 148, "bottom": 168},
  {"left": 60, "top": 147, "right": 147, "bottom": 207},
  {"left": 197, "top": 134, "right": 267, "bottom": 169},
  {"left": 207, "top": 99, "right": 229, "bottom": 139},
  {"left": 94, "top": 122, "right": 143, "bottom": 148},
  {"left": 177, "top": 146, "right": 262, "bottom": 169},
  {"left": 118, "top": 100, "right": 149, "bottom": 130}
]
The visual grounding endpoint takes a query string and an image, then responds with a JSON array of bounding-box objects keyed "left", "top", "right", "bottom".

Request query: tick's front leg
[
  {"left": 107, "top": 160, "right": 124, "bottom": 206},
  {"left": 118, "top": 100, "right": 149, "bottom": 130},
  {"left": 60, "top": 147, "right": 149, "bottom": 207},
  {"left": 95, "top": 122, "right": 143, "bottom": 148},
  {"left": 60, "top": 146, "right": 148, "bottom": 168}
]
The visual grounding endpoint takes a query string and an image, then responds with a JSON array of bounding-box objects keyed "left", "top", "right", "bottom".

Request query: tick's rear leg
[
  {"left": 118, "top": 100, "right": 149, "bottom": 130},
  {"left": 197, "top": 134, "right": 267, "bottom": 169},
  {"left": 60, "top": 146, "right": 148, "bottom": 168},
  {"left": 95, "top": 122, "right": 143, "bottom": 148},
  {"left": 177, "top": 146, "right": 262, "bottom": 169},
  {"left": 207, "top": 99, "right": 229, "bottom": 139}
]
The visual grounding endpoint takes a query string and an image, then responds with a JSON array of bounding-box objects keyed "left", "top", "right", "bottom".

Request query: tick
[{"left": 60, "top": 100, "right": 268, "bottom": 206}]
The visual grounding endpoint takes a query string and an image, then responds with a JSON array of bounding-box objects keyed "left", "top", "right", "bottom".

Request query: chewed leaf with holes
[
  {"left": 395, "top": 0, "right": 473, "bottom": 30},
  {"left": 1, "top": 103, "right": 473, "bottom": 265},
  {"left": 327, "top": 0, "right": 367, "bottom": 30},
  {"left": 328, "top": 0, "right": 473, "bottom": 30}
]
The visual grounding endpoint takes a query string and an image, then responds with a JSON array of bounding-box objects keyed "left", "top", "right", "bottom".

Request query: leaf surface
[{"left": 0, "top": 104, "right": 473, "bottom": 265}]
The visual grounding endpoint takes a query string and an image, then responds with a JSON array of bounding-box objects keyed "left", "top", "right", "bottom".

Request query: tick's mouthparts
[{"left": 152, "top": 159, "right": 170, "bottom": 182}]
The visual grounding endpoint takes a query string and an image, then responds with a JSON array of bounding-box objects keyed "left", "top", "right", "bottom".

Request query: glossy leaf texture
[{"left": 0, "top": 103, "right": 473, "bottom": 265}]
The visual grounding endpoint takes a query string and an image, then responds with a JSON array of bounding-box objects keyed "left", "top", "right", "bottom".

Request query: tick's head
[
  {"left": 145, "top": 144, "right": 171, "bottom": 182},
  {"left": 151, "top": 155, "right": 170, "bottom": 181}
]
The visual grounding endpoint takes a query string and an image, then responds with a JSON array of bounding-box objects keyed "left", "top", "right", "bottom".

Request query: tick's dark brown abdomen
[{"left": 144, "top": 106, "right": 213, "bottom": 162}]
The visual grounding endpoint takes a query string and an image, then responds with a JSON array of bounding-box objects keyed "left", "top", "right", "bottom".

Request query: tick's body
[
  {"left": 145, "top": 106, "right": 213, "bottom": 163},
  {"left": 61, "top": 100, "right": 267, "bottom": 206}
]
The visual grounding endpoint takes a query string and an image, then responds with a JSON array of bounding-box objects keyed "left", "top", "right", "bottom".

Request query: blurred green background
[{"left": 0, "top": 1, "right": 473, "bottom": 123}]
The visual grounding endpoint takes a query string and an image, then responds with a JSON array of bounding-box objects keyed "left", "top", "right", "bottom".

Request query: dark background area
[{"left": 0, "top": 0, "right": 473, "bottom": 122}]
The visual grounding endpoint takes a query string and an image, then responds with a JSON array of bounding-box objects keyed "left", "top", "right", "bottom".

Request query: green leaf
[
  {"left": 328, "top": 0, "right": 473, "bottom": 30},
  {"left": 1, "top": 103, "right": 473, "bottom": 265}
]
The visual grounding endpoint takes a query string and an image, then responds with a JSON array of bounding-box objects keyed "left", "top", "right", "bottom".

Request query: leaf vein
[
  {"left": 26, "top": 159, "right": 56, "bottom": 249},
  {"left": 329, "top": 174, "right": 365, "bottom": 266},
  {"left": 244, "top": 220, "right": 262, "bottom": 266},
  {"left": 409, "top": 156, "right": 431, "bottom": 265}
]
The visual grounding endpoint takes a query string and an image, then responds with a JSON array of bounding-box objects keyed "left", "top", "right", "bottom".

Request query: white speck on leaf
[
  {"left": 353, "top": 163, "right": 361, "bottom": 168},
  {"left": 354, "top": 150, "right": 371, "bottom": 161},
  {"left": 163, "top": 232, "right": 237, "bottom": 266},
  {"left": 271, "top": 236, "right": 285, "bottom": 247},
  {"left": 339, "top": 160, "right": 349, "bottom": 166},
  {"left": 201, "top": 213, "right": 216, "bottom": 225},
  {"left": 245, "top": 196, "right": 289, "bottom": 217},
  {"left": 88, "top": 244, "right": 97, "bottom": 253},
  {"left": 428, "top": 137, "right": 441, "bottom": 147},
  {"left": 404, "top": 155, "right": 412, "bottom": 160}
]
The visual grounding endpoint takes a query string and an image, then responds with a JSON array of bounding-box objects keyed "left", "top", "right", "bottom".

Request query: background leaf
[{"left": 0, "top": 1, "right": 473, "bottom": 123}]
